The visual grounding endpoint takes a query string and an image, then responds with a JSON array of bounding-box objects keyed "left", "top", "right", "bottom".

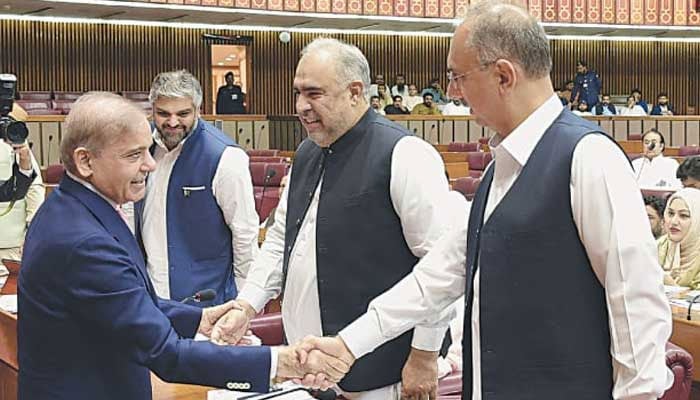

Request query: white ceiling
[{"left": 2, "top": 0, "right": 700, "bottom": 38}]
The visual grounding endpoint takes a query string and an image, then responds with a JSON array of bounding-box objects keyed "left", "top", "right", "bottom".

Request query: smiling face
[
  {"left": 293, "top": 53, "right": 364, "bottom": 147},
  {"left": 152, "top": 96, "right": 199, "bottom": 150},
  {"left": 665, "top": 198, "right": 692, "bottom": 243},
  {"left": 86, "top": 119, "right": 156, "bottom": 204}
]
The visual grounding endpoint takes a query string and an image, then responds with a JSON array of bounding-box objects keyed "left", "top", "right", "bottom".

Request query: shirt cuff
[
  {"left": 269, "top": 346, "right": 278, "bottom": 381},
  {"left": 238, "top": 285, "right": 270, "bottom": 313},
  {"left": 411, "top": 325, "right": 448, "bottom": 352},
  {"left": 338, "top": 312, "right": 386, "bottom": 360}
]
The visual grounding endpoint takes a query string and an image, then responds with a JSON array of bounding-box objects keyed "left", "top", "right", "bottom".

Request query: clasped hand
[{"left": 202, "top": 303, "right": 356, "bottom": 389}]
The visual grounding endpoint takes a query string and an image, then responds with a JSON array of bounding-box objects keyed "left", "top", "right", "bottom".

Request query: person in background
[
  {"left": 390, "top": 74, "right": 409, "bottom": 99},
  {"left": 657, "top": 188, "right": 700, "bottom": 289},
  {"left": 651, "top": 92, "right": 675, "bottom": 116},
  {"left": 560, "top": 80, "right": 574, "bottom": 109},
  {"left": 0, "top": 103, "right": 44, "bottom": 269},
  {"left": 555, "top": 87, "right": 569, "bottom": 107},
  {"left": 422, "top": 78, "right": 447, "bottom": 104},
  {"left": 384, "top": 95, "right": 410, "bottom": 115},
  {"left": 411, "top": 93, "right": 442, "bottom": 115},
  {"left": 644, "top": 195, "right": 666, "bottom": 239},
  {"left": 631, "top": 88, "right": 649, "bottom": 114},
  {"left": 572, "top": 100, "right": 592, "bottom": 116},
  {"left": 403, "top": 84, "right": 423, "bottom": 112},
  {"left": 376, "top": 84, "right": 392, "bottom": 108},
  {"left": 571, "top": 60, "right": 601, "bottom": 108},
  {"left": 632, "top": 128, "right": 681, "bottom": 189},
  {"left": 677, "top": 156, "right": 700, "bottom": 189},
  {"left": 620, "top": 95, "right": 647, "bottom": 116},
  {"left": 368, "top": 73, "right": 389, "bottom": 99},
  {"left": 370, "top": 95, "right": 385, "bottom": 115},
  {"left": 137, "top": 70, "right": 260, "bottom": 307},
  {"left": 592, "top": 94, "right": 616, "bottom": 115},
  {"left": 216, "top": 71, "right": 246, "bottom": 115},
  {"left": 441, "top": 99, "right": 471, "bottom": 116}
]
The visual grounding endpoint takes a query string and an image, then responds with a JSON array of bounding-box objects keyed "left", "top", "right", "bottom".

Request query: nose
[
  {"left": 166, "top": 114, "right": 179, "bottom": 127},
  {"left": 142, "top": 150, "right": 157, "bottom": 172},
  {"left": 296, "top": 94, "right": 311, "bottom": 114},
  {"left": 447, "top": 80, "right": 462, "bottom": 101}
]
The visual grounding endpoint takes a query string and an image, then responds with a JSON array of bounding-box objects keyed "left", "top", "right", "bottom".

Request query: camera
[{"left": 0, "top": 74, "right": 29, "bottom": 145}]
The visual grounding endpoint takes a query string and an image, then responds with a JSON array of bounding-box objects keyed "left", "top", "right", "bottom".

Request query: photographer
[{"left": 0, "top": 76, "right": 43, "bottom": 267}]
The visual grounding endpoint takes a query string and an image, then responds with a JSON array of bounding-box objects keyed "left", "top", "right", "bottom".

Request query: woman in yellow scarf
[{"left": 658, "top": 188, "right": 700, "bottom": 289}]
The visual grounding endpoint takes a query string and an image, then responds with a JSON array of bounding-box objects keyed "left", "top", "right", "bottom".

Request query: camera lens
[{"left": 6, "top": 121, "right": 28, "bottom": 145}]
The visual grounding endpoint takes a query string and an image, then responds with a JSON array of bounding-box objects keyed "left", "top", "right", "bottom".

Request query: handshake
[{"left": 198, "top": 299, "right": 357, "bottom": 389}]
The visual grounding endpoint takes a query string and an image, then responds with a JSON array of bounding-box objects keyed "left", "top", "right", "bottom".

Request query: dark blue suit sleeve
[
  {"left": 157, "top": 298, "right": 201, "bottom": 339},
  {"left": 64, "top": 233, "right": 272, "bottom": 392},
  {"left": 651, "top": 105, "right": 661, "bottom": 115}
]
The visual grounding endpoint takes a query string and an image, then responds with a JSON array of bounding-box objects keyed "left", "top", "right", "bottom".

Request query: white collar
[{"left": 489, "top": 94, "right": 564, "bottom": 167}]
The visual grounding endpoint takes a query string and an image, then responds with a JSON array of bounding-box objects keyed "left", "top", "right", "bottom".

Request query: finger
[
  {"left": 311, "top": 373, "right": 328, "bottom": 389},
  {"left": 429, "top": 388, "right": 437, "bottom": 400},
  {"left": 299, "top": 373, "right": 318, "bottom": 388},
  {"left": 237, "top": 337, "right": 253, "bottom": 345},
  {"left": 295, "top": 347, "right": 310, "bottom": 365}
]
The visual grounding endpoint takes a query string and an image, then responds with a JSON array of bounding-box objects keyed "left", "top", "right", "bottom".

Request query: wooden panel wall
[{"left": 1, "top": 20, "right": 699, "bottom": 115}]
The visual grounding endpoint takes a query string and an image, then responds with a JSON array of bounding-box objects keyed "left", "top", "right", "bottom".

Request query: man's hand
[
  {"left": 400, "top": 349, "right": 438, "bottom": 400},
  {"left": 296, "top": 335, "right": 356, "bottom": 368},
  {"left": 12, "top": 143, "right": 32, "bottom": 171},
  {"left": 210, "top": 299, "right": 257, "bottom": 344},
  {"left": 275, "top": 343, "right": 352, "bottom": 390},
  {"left": 198, "top": 300, "right": 239, "bottom": 337}
]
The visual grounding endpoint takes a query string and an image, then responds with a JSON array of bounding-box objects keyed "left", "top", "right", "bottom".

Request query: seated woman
[
  {"left": 657, "top": 188, "right": 700, "bottom": 289},
  {"left": 632, "top": 128, "right": 682, "bottom": 189}
]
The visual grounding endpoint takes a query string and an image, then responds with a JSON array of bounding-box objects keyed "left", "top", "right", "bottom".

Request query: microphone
[
  {"left": 180, "top": 288, "right": 217, "bottom": 304},
  {"left": 687, "top": 293, "right": 700, "bottom": 321},
  {"left": 259, "top": 168, "right": 277, "bottom": 219},
  {"left": 46, "top": 134, "right": 54, "bottom": 165}
]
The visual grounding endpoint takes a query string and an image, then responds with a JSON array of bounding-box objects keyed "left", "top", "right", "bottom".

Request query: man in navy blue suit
[{"left": 17, "top": 92, "right": 349, "bottom": 400}]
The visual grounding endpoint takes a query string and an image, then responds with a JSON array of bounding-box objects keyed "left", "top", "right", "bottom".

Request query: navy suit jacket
[{"left": 18, "top": 175, "right": 271, "bottom": 400}]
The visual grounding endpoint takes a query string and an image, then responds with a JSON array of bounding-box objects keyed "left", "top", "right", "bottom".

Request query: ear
[
  {"left": 73, "top": 147, "right": 94, "bottom": 179},
  {"left": 348, "top": 82, "right": 364, "bottom": 103},
  {"left": 493, "top": 59, "right": 517, "bottom": 94}
]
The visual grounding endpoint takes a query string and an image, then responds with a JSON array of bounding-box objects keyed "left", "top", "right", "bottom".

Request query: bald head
[
  {"left": 61, "top": 92, "right": 148, "bottom": 174},
  {"left": 458, "top": 1, "right": 552, "bottom": 79}
]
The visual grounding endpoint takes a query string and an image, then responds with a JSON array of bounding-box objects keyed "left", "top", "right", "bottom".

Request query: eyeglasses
[{"left": 447, "top": 62, "right": 493, "bottom": 84}]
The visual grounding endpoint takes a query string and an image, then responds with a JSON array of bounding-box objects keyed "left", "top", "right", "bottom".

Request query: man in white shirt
[
  {"left": 297, "top": 3, "right": 673, "bottom": 400},
  {"left": 212, "top": 38, "right": 454, "bottom": 400},
  {"left": 632, "top": 128, "right": 682, "bottom": 189},
  {"left": 403, "top": 84, "right": 423, "bottom": 112},
  {"left": 390, "top": 74, "right": 409, "bottom": 99},
  {"left": 135, "top": 70, "right": 260, "bottom": 307},
  {"left": 441, "top": 99, "right": 471, "bottom": 116}
]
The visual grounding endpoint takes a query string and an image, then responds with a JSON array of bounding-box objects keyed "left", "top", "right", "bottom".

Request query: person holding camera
[{"left": 0, "top": 101, "right": 44, "bottom": 272}]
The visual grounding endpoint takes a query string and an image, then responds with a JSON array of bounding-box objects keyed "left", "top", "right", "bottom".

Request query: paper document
[{"left": 0, "top": 295, "right": 17, "bottom": 313}]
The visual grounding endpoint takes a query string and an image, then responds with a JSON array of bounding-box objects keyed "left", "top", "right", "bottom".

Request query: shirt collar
[
  {"left": 327, "top": 108, "right": 375, "bottom": 153},
  {"left": 489, "top": 94, "right": 564, "bottom": 167},
  {"left": 66, "top": 170, "right": 119, "bottom": 209}
]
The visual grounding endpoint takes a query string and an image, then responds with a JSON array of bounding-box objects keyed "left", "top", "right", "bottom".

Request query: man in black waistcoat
[
  {"left": 297, "top": 2, "right": 674, "bottom": 400},
  {"left": 211, "top": 38, "right": 458, "bottom": 400}
]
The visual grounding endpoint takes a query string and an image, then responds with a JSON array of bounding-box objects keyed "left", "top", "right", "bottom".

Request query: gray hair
[
  {"left": 464, "top": 1, "right": 552, "bottom": 79},
  {"left": 148, "top": 69, "right": 203, "bottom": 109},
  {"left": 61, "top": 92, "right": 147, "bottom": 174},
  {"left": 300, "top": 38, "right": 371, "bottom": 97}
]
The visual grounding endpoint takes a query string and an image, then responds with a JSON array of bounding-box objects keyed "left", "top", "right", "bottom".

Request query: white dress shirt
[
  {"left": 632, "top": 155, "right": 681, "bottom": 190},
  {"left": 142, "top": 126, "right": 260, "bottom": 299},
  {"left": 403, "top": 96, "right": 423, "bottom": 112},
  {"left": 620, "top": 105, "right": 647, "bottom": 116},
  {"left": 239, "top": 135, "right": 456, "bottom": 394},
  {"left": 340, "top": 94, "right": 674, "bottom": 400}
]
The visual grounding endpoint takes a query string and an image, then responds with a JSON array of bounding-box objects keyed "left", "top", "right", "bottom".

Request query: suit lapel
[{"left": 59, "top": 176, "right": 157, "bottom": 297}]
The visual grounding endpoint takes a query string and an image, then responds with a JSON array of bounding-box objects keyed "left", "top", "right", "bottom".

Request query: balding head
[
  {"left": 299, "top": 38, "right": 371, "bottom": 98},
  {"left": 61, "top": 92, "right": 148, "bottom": 175},
  {"left": 459, "top": 1, "right": 552, "bottom": 79}
]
